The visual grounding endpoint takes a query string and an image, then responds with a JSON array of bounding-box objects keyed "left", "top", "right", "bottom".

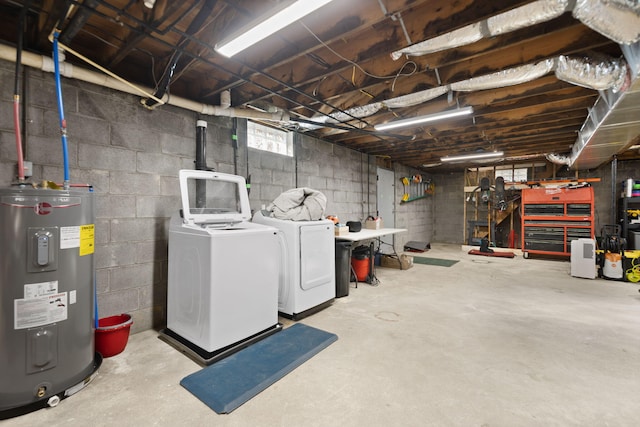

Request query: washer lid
[{"left": 179, "top": 170, "right": 251, "bottom": 226}]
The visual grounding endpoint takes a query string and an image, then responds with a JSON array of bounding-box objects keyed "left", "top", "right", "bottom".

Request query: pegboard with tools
[{"left": 400, "top": 175, "right": 434, "bottom": 203}]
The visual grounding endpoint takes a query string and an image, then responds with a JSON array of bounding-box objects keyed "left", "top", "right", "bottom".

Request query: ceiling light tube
[
  {"left": 374, "top": 106, "right": 474, "bottom": 131},
  {"left": 441, "top": 151, "right": 504, "bottom": 162},
  {"left": 215, "top": 0, "right": 336, "bottom": 58}
]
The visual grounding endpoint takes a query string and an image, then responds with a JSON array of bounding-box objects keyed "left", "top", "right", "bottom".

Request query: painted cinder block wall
[
  {"left": 0, "top": 59, "right": 431, "bottom": 333},
  {"left": 429, "top": 160, "right": 640, "bottom": 246}
]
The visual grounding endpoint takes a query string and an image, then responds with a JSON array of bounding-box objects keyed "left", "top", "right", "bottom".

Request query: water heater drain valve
[{"left": 47, "top": 395, "right": 61, "bottom": 407}]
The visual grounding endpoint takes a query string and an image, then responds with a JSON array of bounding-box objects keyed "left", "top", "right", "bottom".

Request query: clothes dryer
[
  {"left": 253, "top": 210, "right": 335, "bottom": 319},
  {"left": 164, "top": 170, "right": 281, "bottom": 363}
]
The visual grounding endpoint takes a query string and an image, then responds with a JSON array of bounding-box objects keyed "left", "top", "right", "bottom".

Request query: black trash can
[{"left": 335, "top": 241, "right": 351, "bottom": 298}]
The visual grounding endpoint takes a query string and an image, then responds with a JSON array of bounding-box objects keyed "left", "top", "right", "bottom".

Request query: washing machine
[
  {"left": 163, "top": 170, "right": 281, "bottom": 364},
  {"left": 253, "top": 210, "right": 335, "bottom": 319}
]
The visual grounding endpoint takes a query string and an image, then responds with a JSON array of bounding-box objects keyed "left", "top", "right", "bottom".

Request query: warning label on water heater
[
  {"left": 60, "top": 226, "right": 80, "bottom": 249},
  {"left": 14, "top": 292, "right": 68, "bottom": 330},
  {"left": 80, "top": 224, "right": 95, "bottom": 256},
  {"left": 60, "top": 224, "right": 95, "bottom": 256}
]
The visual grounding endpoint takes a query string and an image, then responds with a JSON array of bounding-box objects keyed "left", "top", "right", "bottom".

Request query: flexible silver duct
[
  {"left": 546, "top": 153, "right": 572, "bottom": 165},
  {"left": 301, "top": 54, "right": 626, "bottom": 130},
  {"left": 573, "top": 0, "right": 640, "bottom": 44},
  {"left": 391, "top": 22, "right": 484, "bottom": 60},
  {"left": 324, "top": 103, "right": 383, "bottom": 123},
  {"left": 555, "top": 55, "right": 629, "bottom": 92},
  {"left": 391, "top": 0, "right": 639, "bottom": 60},
  {"left": 450, "top": 59, "right": 556, "bottom": 91},
  {"left": 383, "top": 86, "right": 450, "bottom": 108},
  {"left": 486, "top": 0, "right": 572, "bottom": 36}
]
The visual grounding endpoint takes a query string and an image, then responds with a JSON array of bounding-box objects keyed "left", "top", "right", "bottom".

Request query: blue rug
[{"left": 180, "top": 323, "right": 338, "bottom": 414}]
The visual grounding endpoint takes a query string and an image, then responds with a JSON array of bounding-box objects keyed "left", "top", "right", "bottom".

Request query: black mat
[
  {"left": 412, "top": 257, "right": 459, "bottom": 267},
  {"left": 180, "top": 323, "right": 338, "bottom": 414},
  {"left": 404, "top": 240, "right": 431, "bottom": 252}
]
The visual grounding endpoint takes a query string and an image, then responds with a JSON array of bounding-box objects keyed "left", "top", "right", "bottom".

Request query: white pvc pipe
[{"left": 0, "top": 43, "right": 289, "bottom": 122}]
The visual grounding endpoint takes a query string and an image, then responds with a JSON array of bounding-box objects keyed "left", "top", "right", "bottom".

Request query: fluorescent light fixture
[
  {"left": 441, "top": 151, "right": 504, "bottom": 162},
  {"left": 374, "top": 106, "right": 474, "bottom": 131},
  {"left": 215, "top": 0, "right": 335, "bottom": 58}
]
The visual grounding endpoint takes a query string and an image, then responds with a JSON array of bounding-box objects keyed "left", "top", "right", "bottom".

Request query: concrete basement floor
[{"left": 4, "top": 244, "right": 640, "bottom": 426}]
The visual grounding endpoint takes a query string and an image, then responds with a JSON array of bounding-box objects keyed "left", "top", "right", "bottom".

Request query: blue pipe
[
  {"left": 52, "top": 32, "right": 70, "bottom": 189},
  {"left": 94, "top": 272, "right": 99, "bottom": 329}
]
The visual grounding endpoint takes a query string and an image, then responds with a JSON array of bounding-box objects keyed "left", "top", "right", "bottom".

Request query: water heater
[{"left": 0, "top": 187, "right": 99, "bottom": 415}]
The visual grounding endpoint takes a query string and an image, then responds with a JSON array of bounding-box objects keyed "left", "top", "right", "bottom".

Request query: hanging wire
[
  {"left": 300, "top": 22, "right": 417, "bottom": 87},
  {"left": 65, "top": 0, "right": 396, "bottom": 140}
]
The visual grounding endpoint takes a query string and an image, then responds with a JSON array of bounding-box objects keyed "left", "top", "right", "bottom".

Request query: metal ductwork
[
  {"left": 569, "top": 41, "right": 640, "bottom": 169},
  {"left": 385, "top": 0, "right": 640, "bottom": 170}
]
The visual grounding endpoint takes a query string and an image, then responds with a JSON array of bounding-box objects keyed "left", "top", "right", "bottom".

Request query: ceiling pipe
[
  {"left": 58, "top": 0, "right": 388, "bottom": 146},
  {"left": 143, "top": 0, "right": 215, "bottom": 109},
  {"left": 58, "top": 0, "right": 99, "bottom": 45},
  {"left": 86, "top": 0, "right": 377, "bottom": 135},
  {"left": 0, "top": 43, "right": 288, "bottom": 122}
]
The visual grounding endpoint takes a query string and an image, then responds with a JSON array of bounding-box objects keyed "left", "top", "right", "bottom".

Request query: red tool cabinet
[{"left": 521, "top": 186, "right": 594, "bottom": 258}]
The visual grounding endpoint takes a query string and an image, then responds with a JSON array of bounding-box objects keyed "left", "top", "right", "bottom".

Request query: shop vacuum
[{"left": 599, "top": 225, "right": 626, "bottom": 280}]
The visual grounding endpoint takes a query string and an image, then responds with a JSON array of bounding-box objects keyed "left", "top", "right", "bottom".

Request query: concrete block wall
[
  {"left": 234, "top": 129, "right": 377, "bottom": 222},
  {"left": 0, "top": 59, "right": 401, "bottom": 334},
  {"left": 550, "top": 159, "right": 640, "bottom": 234},
  {"left": 394, "top": 164, "right": 434, "bottom": 250},
  {"left": 432, "top": 171, "right": 466, "bottom": 244},
  {"left": 0, "top": 63, "right": 197, "bottom": 333},
  {"left": 428, "top": 159, "right": 640, "bottom": 246}
]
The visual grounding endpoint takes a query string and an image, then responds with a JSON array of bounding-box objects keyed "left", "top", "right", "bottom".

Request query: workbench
[{"left": 335, "top": 228, "right": 407, "bottom": 286}]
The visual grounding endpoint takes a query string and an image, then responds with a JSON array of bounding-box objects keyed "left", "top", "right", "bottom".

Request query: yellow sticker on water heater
[{"left": 79, "top": 224, "right": 95, "bottom": 256}]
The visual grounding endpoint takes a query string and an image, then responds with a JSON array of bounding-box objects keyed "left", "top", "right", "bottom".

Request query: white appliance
[
  {"left": 165, "top": 170, "right": 281, "bottom": 362},
  {"left": 570, "top": 238, "right": 597, "bottom": 279},
  {"left": 253, "top": 210, "right": 335, "bottom": 319}
]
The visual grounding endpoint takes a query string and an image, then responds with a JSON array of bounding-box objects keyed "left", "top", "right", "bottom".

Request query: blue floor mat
[{"left": 180, "top": 323, "right": 338, "bottom": 414}]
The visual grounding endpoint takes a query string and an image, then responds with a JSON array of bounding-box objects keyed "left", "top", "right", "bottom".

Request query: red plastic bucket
[{"left": 95, "top": 314, "right": 133, "bottom": 358}]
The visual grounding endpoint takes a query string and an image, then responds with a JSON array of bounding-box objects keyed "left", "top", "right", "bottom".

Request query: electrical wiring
[
  {"left": 300, "top": 21, "right": 417, "bottom": 88},
  {"left": 65, "top": 0, "right": 395, "bottom": 142},
  {"left": 77, "top": 26, "right": 163, "bottom": 89}
]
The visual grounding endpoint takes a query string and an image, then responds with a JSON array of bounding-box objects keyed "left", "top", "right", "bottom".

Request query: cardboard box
[
  {"left": 334, "top": 226, "right": 349, "bottom": 236},
  {"left": 365, "top": 217, "right": 383, "bottom": 229},
  {"left": 380, "top": 254, "right": 413, "bottom": 270}
]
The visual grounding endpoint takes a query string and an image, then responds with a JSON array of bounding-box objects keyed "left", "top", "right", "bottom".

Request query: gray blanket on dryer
[{"left": 267, "top": 188, "right": 327, "bottom": 221}]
